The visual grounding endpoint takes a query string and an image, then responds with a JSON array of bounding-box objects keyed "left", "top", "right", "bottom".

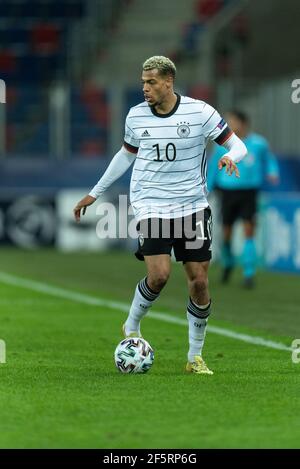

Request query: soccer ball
[{"left": 114, "top": 337, "right": 154, "bottom": 374}]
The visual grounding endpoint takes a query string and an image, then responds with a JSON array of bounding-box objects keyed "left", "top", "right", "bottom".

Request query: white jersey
[{"left": 124, "top": 94, "right": 232, "bottom": 221}]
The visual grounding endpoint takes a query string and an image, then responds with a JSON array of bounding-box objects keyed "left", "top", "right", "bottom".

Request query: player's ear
[{"left": 165, "top": 75, "right": 173, "bottom": 88}]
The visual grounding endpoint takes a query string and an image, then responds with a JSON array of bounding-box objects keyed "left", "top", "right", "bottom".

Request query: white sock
[
  {"left": 124, "top": 277, "right": 160, "bottom": 335},
  {"left": 187, "top": 298, "right": 211, "bottom": 362}
]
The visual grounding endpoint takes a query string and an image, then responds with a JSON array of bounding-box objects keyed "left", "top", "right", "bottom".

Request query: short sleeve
[
  {"left": 124, "top": 114, "right": 139, "bottom": 153},
  {"left": 202, "top": 104, "right": 233, "bottom": 144}
]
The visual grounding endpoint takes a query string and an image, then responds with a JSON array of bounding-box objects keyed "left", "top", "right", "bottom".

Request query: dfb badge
[{"left": 177, "top": 122, "right": 190, "bottom": 138}]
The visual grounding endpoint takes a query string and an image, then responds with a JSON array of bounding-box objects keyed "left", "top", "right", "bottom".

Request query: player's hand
[
  {"left": 218, "top": 156, "right": 240, "bottom": 178},
  {"left": 73, "top": 195, "right": 96, "bottom": 222},
  {"left": 267, "top": 175, "right": 279, "bottom": 185}
]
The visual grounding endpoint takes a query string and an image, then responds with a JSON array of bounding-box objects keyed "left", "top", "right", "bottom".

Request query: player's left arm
[
  {"left": 203, "top": 107, "right": 247, "bottom": 178},
  {"left": 216, "top": 132, "right": 247, "bottom": 178}
]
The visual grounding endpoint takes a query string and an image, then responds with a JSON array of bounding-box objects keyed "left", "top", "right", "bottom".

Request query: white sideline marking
[{"left": 0, "top": 271, "right": 292, "bottom": 352}]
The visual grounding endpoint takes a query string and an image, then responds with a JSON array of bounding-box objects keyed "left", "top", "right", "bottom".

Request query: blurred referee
[{"left": 208, "top": 110, "right": 279, "bottom": 288}]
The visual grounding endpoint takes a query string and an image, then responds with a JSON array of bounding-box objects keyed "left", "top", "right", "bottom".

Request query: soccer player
[
  {"left": 73, "top": 56, "right": 247, "bottom": 374},
  {"left": 207, "top": 110, "right": 279, "bottom": 288}
]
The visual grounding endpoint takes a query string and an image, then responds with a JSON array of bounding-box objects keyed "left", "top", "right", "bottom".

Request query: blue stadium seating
[
  {"left": 16, "top": 123, "right": 50, "bottom": 155},
  {"left": 1, "top": 1, "right": 115, "bottom": 157},
  {"left": 6, "top": 85, "right": 109, "bottom": 157}
]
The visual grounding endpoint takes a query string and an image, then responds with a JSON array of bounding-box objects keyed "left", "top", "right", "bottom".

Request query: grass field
[{"left": 0, "top": 248, "right": 300, "bottom": 449}]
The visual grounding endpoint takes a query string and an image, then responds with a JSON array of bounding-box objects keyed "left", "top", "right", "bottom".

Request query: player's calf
[{"left": 124, "top": 277, "right": 161, "bottom": 337}]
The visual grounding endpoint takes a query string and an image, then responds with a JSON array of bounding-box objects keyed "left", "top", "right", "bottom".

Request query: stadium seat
[{"left": 1, "top": 0, "right": 109, "bottom": 157}]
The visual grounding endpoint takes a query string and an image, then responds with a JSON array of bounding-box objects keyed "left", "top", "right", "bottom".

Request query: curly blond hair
[{"left": 142, "top": 56, "right": 176, "bottom": 79}]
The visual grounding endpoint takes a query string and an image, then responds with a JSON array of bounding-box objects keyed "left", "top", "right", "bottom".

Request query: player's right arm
[
  {"left": 73, "top": 145, "right": 137, "bottom": 221},
  {"left": 73, "top": 113, "right": 139, "bottom": 222}
]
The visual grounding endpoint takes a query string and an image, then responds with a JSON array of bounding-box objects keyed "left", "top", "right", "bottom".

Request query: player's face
[{"left": 141, "top": 69, "right": 172, "bottom": 106}]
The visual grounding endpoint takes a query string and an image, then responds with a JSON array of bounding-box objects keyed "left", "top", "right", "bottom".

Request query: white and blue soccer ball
[{"left": 114, "top": 337, "right": 154, "bottom": 374}]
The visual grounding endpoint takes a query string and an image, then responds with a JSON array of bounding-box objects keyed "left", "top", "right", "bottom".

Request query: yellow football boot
[
  {"left": 122, "top": 323, "right": 142, "bottom": 338},
  {"left": 186, "top": 356, "right": 213, "bottom": 375}
]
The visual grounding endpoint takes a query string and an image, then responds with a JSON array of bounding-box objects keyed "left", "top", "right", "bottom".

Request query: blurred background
[{"left": 0, "top": 0, "right": 299, "bottom": 273}]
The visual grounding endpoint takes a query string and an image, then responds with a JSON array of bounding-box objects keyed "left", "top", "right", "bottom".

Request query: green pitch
[{"left": 0, "top": 248, "right": 300, "bottom": 449}]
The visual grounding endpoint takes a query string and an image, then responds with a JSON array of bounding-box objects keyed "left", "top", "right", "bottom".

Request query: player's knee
[
  {"left": 190, "top": 275, "right": 208, "bottom": 295},
  {"left": 148, "top": 270, "right": 170, "bottom": 292}
]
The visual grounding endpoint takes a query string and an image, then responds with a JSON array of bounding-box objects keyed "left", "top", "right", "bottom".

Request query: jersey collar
[{"left": 150, "top": 93, "right": 181, "bottom": 118}]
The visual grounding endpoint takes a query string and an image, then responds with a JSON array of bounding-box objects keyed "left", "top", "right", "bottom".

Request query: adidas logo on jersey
[{"left": 141, "top": 129, "right": 151, "bottom": 137}]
